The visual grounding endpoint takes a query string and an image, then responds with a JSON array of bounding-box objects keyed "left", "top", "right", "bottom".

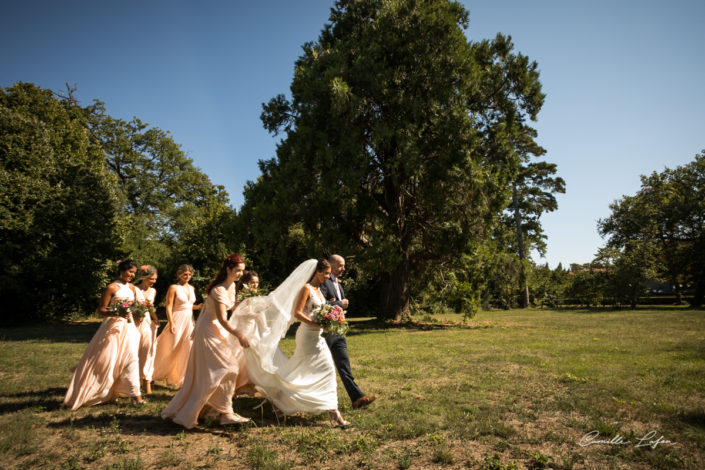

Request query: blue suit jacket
[{"left": 320, "top": 277, "right": 345, "bottom": 309}]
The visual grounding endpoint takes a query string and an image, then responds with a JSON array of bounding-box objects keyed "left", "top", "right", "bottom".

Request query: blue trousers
[{"left": 325, "top": 333, "right": 364, "bottom": 403}]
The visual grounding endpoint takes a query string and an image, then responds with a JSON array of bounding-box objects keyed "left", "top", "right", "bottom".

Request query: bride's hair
[
  {"left": 308, "top": 258, "right": 330, "bottom": 282},
  {"left": 206, "top": 254, "right": 245, "bottom": 294}
]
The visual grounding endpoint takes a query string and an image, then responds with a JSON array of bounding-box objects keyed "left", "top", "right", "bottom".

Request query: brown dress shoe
[{"left": 352, "top": 395, "right": 376, "bottom": 409}]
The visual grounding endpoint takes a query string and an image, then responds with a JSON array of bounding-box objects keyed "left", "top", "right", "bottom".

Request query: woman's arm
[
  {"left": 293, "top": 285, "right": 321, "bottom": 328},
  {"left": 191, "top": 285, "right": 202, "bottom": 311},
  {"left": 164, "top": 285, "right": 177, "bottom": 333},
  {"left": 214, "top": 301, "right": 250, "bottom": 348},
  {"left": 149, "top": 289, "right": 160, "bottom": 325},
  {"left": 97, "top": 284, "right": 120, "bottom": 317}
]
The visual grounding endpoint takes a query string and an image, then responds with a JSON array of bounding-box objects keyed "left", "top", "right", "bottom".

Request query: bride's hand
[{"left": 236, "top": 332, "right": 250, "bottom": 348}]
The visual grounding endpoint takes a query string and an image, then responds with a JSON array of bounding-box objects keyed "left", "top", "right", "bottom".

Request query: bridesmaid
[
  {"left": 161, "top": 254, "right": 251, "bottom": 428},
  {"left": 239, "top": 270, "right": 260, "bottom": 295},
  {"left": 135, "top": 265, "right": 159, "bottom": 395},
  {"left": 152, "top": 264, "right": 201, "bottom": 388},
  {"left": 63, "top": 259, "right": 145, "bottom": 410}
]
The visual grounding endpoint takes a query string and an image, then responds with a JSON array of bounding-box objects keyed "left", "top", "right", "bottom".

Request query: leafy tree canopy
[
  {"left": 241, "top": 0, "right": 547, "bottom": 320},
  {"left": 0, "top": 83, "right": 121, "bottom": 322}
]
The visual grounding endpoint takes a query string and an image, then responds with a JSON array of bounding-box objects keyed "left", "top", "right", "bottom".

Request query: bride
[{"left": 230, "top": 258, "right": 350, "bottom": 427}]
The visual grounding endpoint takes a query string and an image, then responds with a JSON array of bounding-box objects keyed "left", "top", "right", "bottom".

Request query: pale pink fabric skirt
[
  {"left": 63, "top": 317, "right": 141, "bottom": 410},
  {"left": 160, "top": 315, "right": 248, "bottom": 429},
  {"left": 152, "top": 306, "right": 194, "bottom": 388},
  {"left": 137, "top": 316, "right": 158, "bottom": 382}
]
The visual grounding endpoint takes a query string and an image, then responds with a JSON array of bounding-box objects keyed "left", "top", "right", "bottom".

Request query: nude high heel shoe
[{"left": 328, "top": 410, "right": 350, "bottom": 428}]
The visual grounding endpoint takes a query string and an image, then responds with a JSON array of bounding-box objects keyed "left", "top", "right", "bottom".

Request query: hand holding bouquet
[
  {"left": 109, "top": 298, "right": 135, "bottom": 322},
  {"left": 238, "top": 286, "right": 264, "bottom": 303},
  {"left": 132, "top": 300, "right": 156, "bottom": 321},
  {"left": 312, "top": 303, "right": 349, "bottom": 337}
]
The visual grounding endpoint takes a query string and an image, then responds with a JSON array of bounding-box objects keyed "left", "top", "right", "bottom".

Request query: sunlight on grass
[{"left": 1, "top": 309, "right": 703, "bottom": 468}]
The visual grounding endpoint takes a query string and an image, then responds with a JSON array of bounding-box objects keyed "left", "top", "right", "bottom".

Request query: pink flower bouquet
[{"left": 312, "top": 303, "right": 349, "bottom": 337}]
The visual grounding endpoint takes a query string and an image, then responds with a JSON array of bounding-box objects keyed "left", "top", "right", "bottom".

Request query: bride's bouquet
[
  {"left": 312, "top": 303, "right": 349, "bottom": 337},
  {"left": 108, "top": 298, "right": 136, "bottom": 322},
  {"left": 132, "top": 300, "right": 156, "bottom": 321}
]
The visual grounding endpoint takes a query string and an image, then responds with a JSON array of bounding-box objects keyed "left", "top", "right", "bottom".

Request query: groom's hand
[{"left": 341, "top": 299, "right": 349, "bottom": 309}]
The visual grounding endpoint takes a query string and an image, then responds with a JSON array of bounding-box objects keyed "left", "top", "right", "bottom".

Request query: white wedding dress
[{"left": 229, "top": 260, "right": 338, "bottom": 415}]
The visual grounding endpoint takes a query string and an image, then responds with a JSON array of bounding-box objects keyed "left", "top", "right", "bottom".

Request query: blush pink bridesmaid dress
[
  {"left": 161, "top": 283, "right": 250, "bottom": 428},
  {"left": 152, "top": 283, "right": 196, "bottom": 388},
  {"left": 135, "top": 286, "right": 158, "bottom": 386},
  {"left": 63, "top": 281, "right": 141, "bottom": 410}
]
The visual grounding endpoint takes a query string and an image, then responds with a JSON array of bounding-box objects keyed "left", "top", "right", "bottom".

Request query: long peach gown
[
  {"left": 63, "top": 281, "right": 141, "bottom": 410},
  {"left": 152, "top": 284, "right": 195, "bottom": 388},
  {"left": 135, "top": 287, "right": 158, "bottom": 383},
  {"left": 160, "top": 283, "right": 249, "bottom": 429}
]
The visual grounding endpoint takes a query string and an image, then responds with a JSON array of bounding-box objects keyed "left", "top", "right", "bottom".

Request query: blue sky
[{"left": 2, "top": 0, "right": 704, "bottom": 268}]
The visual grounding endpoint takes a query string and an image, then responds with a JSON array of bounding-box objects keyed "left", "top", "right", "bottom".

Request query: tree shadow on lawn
[
  {"left": 46, "top": 396, "right": 326, "bottom": 437},
  {"left": 1, "top": 386, "right": 174, "bottom": 416},
  {"left": 344, "top": 318, "right": 493, "bottom": 336},
  {"left": 0, "top": 387, "right": 66, "bottom": 414},
  {"left": 1, "top": 317, "right": 494, "bottom": 343},
  {"left": 546, "top": 305, "right": 703, "bottom": 314},
  {"left": 679, "top": 409, "right": 705, "bottom": 430},
  {"left": 0, "top": 322, "right": 100, "bottom": 343},
  {"left": 279, "top": 318, "right": 492, "bottom": 339}
]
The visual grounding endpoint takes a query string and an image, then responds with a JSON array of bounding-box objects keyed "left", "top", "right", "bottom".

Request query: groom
[{"left": 321, "top": 254, "right": 376, "bottom": 409}]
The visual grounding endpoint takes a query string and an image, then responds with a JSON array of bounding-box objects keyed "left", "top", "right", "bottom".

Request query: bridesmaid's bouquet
[
  {"left": 108, "top": 298, "right": 136, "bottom": 322},
  {"left": 238, "top": 286, "right": 265, "bottom": 303},
  {"left": 312, "top": 304, "right": 349, "bottom": 337},
  {"left": 132, "top": 300, "right": 156, "bottom": 321}
]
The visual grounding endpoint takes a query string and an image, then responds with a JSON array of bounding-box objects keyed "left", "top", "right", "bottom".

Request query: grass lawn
[{"left": 0, "top": 307, "right": 703, "bottom": 469}]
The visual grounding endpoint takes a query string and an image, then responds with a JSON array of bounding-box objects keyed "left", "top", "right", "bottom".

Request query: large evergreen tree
[{"left": 241, "top": 0, "right": 546, "bottom": 320}]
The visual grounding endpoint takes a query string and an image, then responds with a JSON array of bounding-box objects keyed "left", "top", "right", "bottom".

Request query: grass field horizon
[{"left": 1, "top": 307, "right": 703, "bottom": 469}]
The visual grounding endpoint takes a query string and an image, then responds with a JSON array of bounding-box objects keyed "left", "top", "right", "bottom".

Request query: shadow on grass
[
  {"left": 537, "top": 305, "right": 704, "bottom": 314},
  {"left": 0, "top": 387, "right": 66, "bottom": 414},
  {"left": 44, "top": 396, "right": 325, "bottom": 437},
  {"left": 0, "top": 322, "right": 100, "bottom": 343},
  {"left": 679, "top": 409, "right": 705, "bottom": 429},
  {"left": 343, "top": 318, "right": 494, "bottom": 336},
  {"left": 48, "top": 411, "right": 183, "bottom": 437}
]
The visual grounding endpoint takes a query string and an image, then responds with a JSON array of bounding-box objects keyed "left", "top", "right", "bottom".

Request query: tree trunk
[
  {"left": 378, "top": 254, "right": 411, "bottom": 322},
  {"left": 690, "top": 280, "right": 704, "bottom": 308},
  {"left": 672, "top": 277, "right": 683, "bottom": 305},
  {"left": 513, "top": 184, "right": 530, "bottom": 308}
]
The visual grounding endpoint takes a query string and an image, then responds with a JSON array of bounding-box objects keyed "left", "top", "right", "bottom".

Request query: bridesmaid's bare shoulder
[{"left": 104, "top": 282, "right": 121, "bottom": 293}]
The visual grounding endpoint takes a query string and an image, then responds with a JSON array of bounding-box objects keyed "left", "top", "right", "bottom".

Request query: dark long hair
[
  {"left": 308, "top": 258, "right": 331, "bottom": 282},
  {"left": 117, "top": 259, "right": 138, "bottom": 274},
  {"left": 205, "top": 254, "right": 245, "bottom": 294},
  {"left": 238, "top": 270, "right": 259, "bottom": 291}
]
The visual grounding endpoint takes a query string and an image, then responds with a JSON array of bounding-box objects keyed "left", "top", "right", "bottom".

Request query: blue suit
[{"left": 320, "top": 276, "right": 364, "bottom": 404}]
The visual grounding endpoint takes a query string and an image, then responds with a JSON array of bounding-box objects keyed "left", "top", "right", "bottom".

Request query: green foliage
[
  {"left": 241, "top": 0, "right": 547, "bottom": 320},
  {"left": 84, "top": 100, "right": 235, "bottom": 299},
  {"left": 528, "top": 262, "right": 569, "bottom": 308},
  {"left": 481, "top": 454, "right": 518, "bottom": 470},
  {"left": 0, "top": 83, "right": 121, "bottom": 323},
  {"left": 0, "top": 82, "right": 238, "bottom": 321},
  {"left": 598, "top": 151, "right": 705, "bottom": 306}
]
